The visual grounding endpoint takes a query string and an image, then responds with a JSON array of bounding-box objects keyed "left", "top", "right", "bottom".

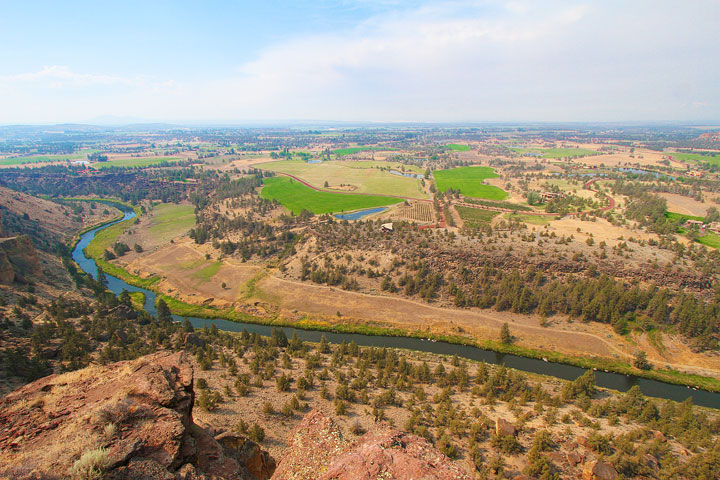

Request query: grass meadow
[
  {"left": 434, "top": 166, "right": 508, "bottom": 200},
  {"left": 94, "top": 156, "right": 182, "bottom": 169},
  {"left": 261, "top": 176, "right": 402, "bottom": 214},
  {"left": 511, "top": 147, "right": 601, "bottom": 158},
  {"left": 456, "top": 206, "right": 500, "bottom": 227},
  {"left": 258, "top": 159, "right": 426, "bottom": 199},
  {"left": 146, "top": 203, "right": 196, "bottom": 240}
]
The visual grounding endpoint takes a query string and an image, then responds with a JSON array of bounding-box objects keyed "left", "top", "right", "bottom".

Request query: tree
[
  {"left": 527, "top": 191, "right": 542, "bottom": 206},
  {"left": 705, "top": 206, "right": 720, "bottom": 223},
  {"left": 156, "top": 298, "right": 172, "bottom": 323},
  {"left": 633, "top": 350, "right": 651, "bottom": 370},
  {"left": 96, "top": 266, "right": 107, "bottom": 288},
  {"left": 500, "top": 323, "right": 512, "bottom": 344}
]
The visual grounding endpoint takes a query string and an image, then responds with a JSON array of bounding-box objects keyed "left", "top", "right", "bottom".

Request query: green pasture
[
  {"left": 94, "top": 156, "right": 182, "bottom": 169},
  {"left": 0, "top": 150, "right": 96, "bottom": 166},
  {"left": 257, "top": 159, "right": 426, "bottom": 199},
  {"left": 434, "top": 166, "right": 508, "bottom": 200},
  {"left": 666, "top": 211, "right": 704, "bottom": 223},
  {"left": 333, "top": 146, "right": 393, "bottom": 156},
  {"left": 511, "top": 147, "right": 601, "bottom": 159},
  {"left": 669, "top": 152, "right": 720, "bottom": 166},
  {"left": 260, "top": 176, "right": 402, "bottom": 214},
  {"left": 506, "top": 213, "right": 556, "bottom": 225},
  {"left": 698, "top": 232, "right": 720, "bottom": 249},
  {"left": 456, "top": 206, "right": 500, "bottom": 227},
  {"left": 147, "top": 203, "right": 196, "bottom": 239},
  {"left": 192, "top": 261, "right": 222, "bottom": 281},
  {"left": 446, "top": 144, "right": 471, "bottom": 152}
]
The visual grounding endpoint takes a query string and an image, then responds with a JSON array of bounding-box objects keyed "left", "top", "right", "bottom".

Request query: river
[{"left": 72, "top": 205, "right": 720, "bottom": 408}]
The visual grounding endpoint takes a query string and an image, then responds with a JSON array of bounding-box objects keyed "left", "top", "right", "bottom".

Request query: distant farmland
[
  {"left": 0, "top": 151, "right": 96, "bottom": 166},
  {"left": 446, "top": 144, "right": 471, "bottom": 152},
  {"left": 94, "top": 157, "right": 182, "bottom": 169},
  {"left": 260, "top": 176, "right": 402, "bottom": 214},
  {"left": 670, "top": 152, "right": 720, "bottom": 166},
  {"left": 434, "top": 166, "right": 508, "bottom": 200},
  {"left": 333, "top": 146, "right": 394, "bottom": 156},
  {"left": 511, "top": 147, "right": 601, "bottom": 159}
]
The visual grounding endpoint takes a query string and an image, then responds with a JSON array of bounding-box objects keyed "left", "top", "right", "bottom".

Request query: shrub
[
  {"left": 249, "top": 423, "right": 265, "bottom": 443},
  {"left": 70, "top": 447, "right": 110, "bottom": 480}
]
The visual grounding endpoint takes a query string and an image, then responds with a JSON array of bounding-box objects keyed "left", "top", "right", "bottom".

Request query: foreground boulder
[
  {"left": 583, "top": 459, "right": 618, "bottom": 480},
  {"left": 0, "top": 351, "right": 274, "bottom": 480},
  {"left": 272, "top": 409, "right": 472, "bottom": 480}
]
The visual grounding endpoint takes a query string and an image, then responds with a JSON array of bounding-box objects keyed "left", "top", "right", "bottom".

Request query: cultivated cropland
[{"left": 1, "top": 123, "right": 720, "bottom": 479}]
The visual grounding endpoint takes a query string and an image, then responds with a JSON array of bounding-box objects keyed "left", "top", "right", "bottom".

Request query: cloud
[
  {"left": 0, "top": 0, "right": 718, "bottom": 123},
  {"left": 0, "top": 65, "right": 142, "bottom": 87}
]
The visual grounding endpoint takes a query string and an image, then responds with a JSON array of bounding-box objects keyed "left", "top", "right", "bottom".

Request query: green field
[
  {"left": 434, "top": 166, "right": 508, "bottom": 200},
  {"left": 94, "top": 156, "right": 182, "bottom": 169},
  {"left": 669, "top": 152, "right": 720, "bottom": 166},
  {"left": 666, "top": 211, "right": 704, "bottom": 223},
  {"left": 511, "top": 147, "right": 601, "bottom": 159},
  {"left": 0, "top": 150, "right": 96, "bottom": 166},
  {"left": 446, "top": 144, "right": 471, "bottom": 152},
  {"left": 257, "top": 159, "right": 426, "bottom": 199},
  {"left": 147, "top": 203, "right": 196, "bottom": 239},
  {"left": 456, "top": 206, "right": 500, "bottom": 227},
  {"left": 506, "top": 213, "right": 556, "bottom": 225},
  {"left": 698, "top": 232, "right": 720, "bottom": 249},
  {"left": 192, "top": 261, "right": 222, "bottom": 281},
  {"left": 333, "top": 146, "right": 393, "bottom": 156},
  {"left": 261, "top": 176, "right": 402, "bottom": 214},
  {"left": 128, "top": 292, "right": 146, "bottom": 310}
]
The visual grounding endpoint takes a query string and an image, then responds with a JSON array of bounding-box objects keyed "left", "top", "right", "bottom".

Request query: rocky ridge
[{"left": 0, "top": 351, "right": 275, "bottom": 480}]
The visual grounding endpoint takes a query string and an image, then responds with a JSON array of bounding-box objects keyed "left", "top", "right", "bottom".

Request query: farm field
[
  {"left": 257, "top": 159, "right": 426, "bottom": 199},
  {"left": 455, "top": 206, "right": 500, "bottom": 227},
  {"left": 434, "top": 166, "right": 508, "bottom": 200},
  {"left": 669, "top": 152, "right": 720, "bottom": 166},
  {"left": 446, "top": 144, "right": 470, "bottom": 151},
  {"left": 260, "top": 176, "right": 403, "bottom": 214},
  {"left": 666, "top": 211, "right": 705, "bottom": 223},
  {"left": 388, "top": 202, "right": 435, "bottom": 223},
  {"left": 511, "top": 147, "right": 601, "bottom": 158},
  {"left": 0, "top": 150, "right": 96, "bottom": 166},
  {"left": 94, "top": 156, "right": 182, "bottom": 169},
  {"left": 333, "top": 146, "right": 394, "bottom": 156},
  {"left": 698, "top": 232, "right": 720, "bottom": 249},
  {"left": 506, "top": 212, "right": 555, "bottom": 225},
  {"left": 146, "top": 203, "right": 196, "bottom": 239}
]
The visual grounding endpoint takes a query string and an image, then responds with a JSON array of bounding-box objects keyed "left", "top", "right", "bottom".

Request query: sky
[{"left": 0, "top": 0, "right": 718, "bottom": 124}]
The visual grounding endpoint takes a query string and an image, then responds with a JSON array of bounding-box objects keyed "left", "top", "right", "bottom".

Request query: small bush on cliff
[
  {"left": 70, "top": 447, "right": 109, "bottom": 480},
  {"left": 249, "top": 423, "right": 265, "bottom": 443}
]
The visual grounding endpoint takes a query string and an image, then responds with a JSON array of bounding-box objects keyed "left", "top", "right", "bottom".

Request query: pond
[
  {"left": 389, "top": 170, "right": 424, "bottom": 179},
  {"left": 334, "top": 207, "right": 388, "bottom": 220}
]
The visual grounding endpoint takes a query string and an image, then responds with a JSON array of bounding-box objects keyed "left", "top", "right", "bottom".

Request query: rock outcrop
[
  {"left": 0, "top": 352, "right": 274, "bottom": 480},
  {"left": 272, "top": 410, "right": 472, "bottom": 480},
  {"left": 0, "top": 235, "right": 42, "bottom": 284},
  {"left": 583, "top": 459, "right": 618, "bottom": 480}
]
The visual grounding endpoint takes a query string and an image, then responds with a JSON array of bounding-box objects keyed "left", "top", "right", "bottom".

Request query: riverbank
[{"left": 72, "top": 197, "right": 720, "bottom": 395}]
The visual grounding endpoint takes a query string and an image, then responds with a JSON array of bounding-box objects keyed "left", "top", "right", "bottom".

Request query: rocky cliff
[
  {"left": 0, "top": 235, "right": 42, "bottom": 284},
  {"left": 0, "top": 352, "right": 275, "bottom": 480},
  {"left": 272, "top": 410, "right": 473, "bottom": 480}
]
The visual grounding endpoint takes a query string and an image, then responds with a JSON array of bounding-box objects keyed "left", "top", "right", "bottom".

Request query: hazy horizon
[{"left": 1, "top": 0, "right": 718, "bottom": 124}]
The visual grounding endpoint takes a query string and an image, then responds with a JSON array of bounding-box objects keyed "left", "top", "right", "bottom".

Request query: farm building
[{"left": 541, "top": 192, "right": 566, "bottom": 202}]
